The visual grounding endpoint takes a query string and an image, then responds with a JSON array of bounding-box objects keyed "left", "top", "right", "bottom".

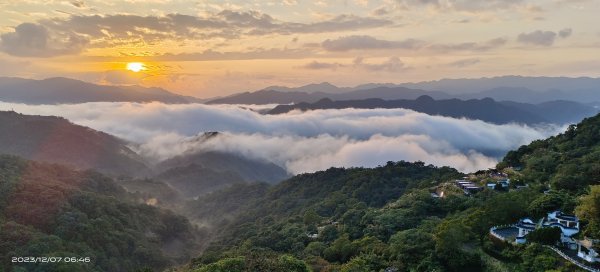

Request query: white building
[
  {"left": 512, "top": 211, "right": 580, "bottom": 247},
  {"left": 515, "top": 218, "right": 536, "bottom": 244},
  {"left": 455, "top": 180, "right": 483, "bottom": 195},
  {"left": 543, "top": 211, "right": 580, "bottom": 247}
]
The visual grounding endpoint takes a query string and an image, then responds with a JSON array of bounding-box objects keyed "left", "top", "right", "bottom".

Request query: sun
[{"left": 126, "top": 62, "right": 145, "bottom": 72}]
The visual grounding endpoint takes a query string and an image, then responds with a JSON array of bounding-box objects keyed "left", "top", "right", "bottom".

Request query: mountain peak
[{"left": 416, "top": 95, "right": 435, "bottom": 102}]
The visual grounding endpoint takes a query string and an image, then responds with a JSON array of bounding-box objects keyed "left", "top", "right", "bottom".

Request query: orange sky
[{"left": 0, "top": 0, "right": 599, "bottom": 98}]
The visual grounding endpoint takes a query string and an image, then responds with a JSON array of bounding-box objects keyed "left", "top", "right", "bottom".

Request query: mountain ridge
[
  {"left": 267, "top": 96, "right": 597, "bottom": 125},
  {"left": 207, "top": 86, "right": 451, "bottom": 105},
  {"left": 0, "top": 77, "right": 203, "bottom": 104},
  {"left": 207, "top": 76, "right": 600, "bottom": 104},
  {"left": 0, "top": 110, "right": 149, "bottom": 176}
]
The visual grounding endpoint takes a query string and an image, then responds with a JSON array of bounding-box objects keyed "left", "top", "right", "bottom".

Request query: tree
[
  {"left": 340, "top": 256, "right": 369, "bottom": 272},
  {"left": 276, "top": 255, "right": 311, "bottom": 272},
  {"left": 575, "top": 185, "right": 600, "bottom": 238},
  {"left": 526, "top": 227, "right": 561, "bottom": 245},
  {"left": 323, "top": 235, "right": 357, "bottom": 263},
  {"left": 304, "top": 241, "right": 326, "bottom": 256},
  {"left": 528, "top": 192, "right": 570, "bottom": 218},
  {"left": 434, "top": 220, "right": 481, "bottom": 272},
  {"left": 319, "top": 225, "right": 339, "bottom": 243},
  {"left": 389, "top": 229, "right": 435, "bottom": 268},
  {"left": 520, "top": 244, "right": 560, "bottom": 272},
  {"left": 196, "top": 257, "right": 245, "bottom": 272},
  {"left": 303, "top": 209, "right": 322, "bottom": 226}
]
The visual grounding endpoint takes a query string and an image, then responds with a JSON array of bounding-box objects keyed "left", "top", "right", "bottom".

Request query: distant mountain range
[
  {"left": 460, "top": 87, "right": 600, "bottom": 104},
  {"left": 2, "top": 76, "right": 599, "bottom": 105},
  {"left": 398, "top": 76, "right": 600, "bottom": 95},
  {"left": 268, "top": 96, "right": 598, "bottom": 125},
  {"left": 207, "top": 86, "right": 452, "bottom": 104},
  {"left": 0, "top": 77, "right": 202, "bottom": 104},
  {"left": 209, "top": 76, "right": 600, "bottom": 104}
]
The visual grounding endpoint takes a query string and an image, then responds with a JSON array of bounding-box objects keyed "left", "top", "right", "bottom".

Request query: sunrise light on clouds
[{"left": 0, "top": 0, "right": 598, "bottom": 98}]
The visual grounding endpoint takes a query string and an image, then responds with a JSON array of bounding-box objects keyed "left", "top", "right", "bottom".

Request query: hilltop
[{"left": 0, "top": 111, "right": 148, "bottom": 176}]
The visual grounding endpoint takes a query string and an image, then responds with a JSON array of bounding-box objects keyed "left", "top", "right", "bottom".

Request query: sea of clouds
[{"left": 0, "top": 102, "right": 565, "bottom": 174}]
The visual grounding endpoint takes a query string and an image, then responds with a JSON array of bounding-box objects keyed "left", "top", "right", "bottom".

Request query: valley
[{"left": 0, "top": 77, "right": 599, "bottom": 272}]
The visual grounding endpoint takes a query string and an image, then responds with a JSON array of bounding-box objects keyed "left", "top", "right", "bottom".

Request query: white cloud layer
[{"left": 0, "top": 102, "right": 564, "bottom": 174}]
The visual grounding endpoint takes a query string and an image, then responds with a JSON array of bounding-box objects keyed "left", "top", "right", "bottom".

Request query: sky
[{"left": 0, "top": 0, "right": 599, "bottom": 98}]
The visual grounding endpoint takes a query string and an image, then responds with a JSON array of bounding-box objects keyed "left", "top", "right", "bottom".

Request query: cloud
[
  {"left": 154, "top": 48, "right": 312, "bottom": 62},
  {"left": 0, "top": 12, "right": 393, "bottom": 57},
  {"left": 427, "top": 37, "right": 507, "bottom": 51},
  {"left": 447, "top": 58, "right": 481, "bottom": 68},
  {"left": 299, "top": 57, "right": 409, "bottom": 72},
  {"left": 70, "top": 0, "right": 85, "bottom": 8},
  {"left": 322, "top": 35, "right": 424, "bottom": 51},
  {"left": 353, "top": 56, "right": 409, "bottom": 72},
  {"left": 517, "top": 30, "right": 557, "bottom": 46},
  {"left": 300, "top": 60, "right": 343, "bottom": 70},
  {"left": 0, "top": 102, "right": 564, "bottom": 174},
  {"left": 94, "top": 35, "right": 506, "bottom": 62},
  {"left": 180, "top": 133, "right": 500, "bottom": 174},
  {"left": 372, "top": 7, "right": 390, "bottom": 16},
  {"left": 252, "top": 14, "right": 394, "bottom": 34},
  {"left": 558, "top": 28, "right": 573, "bottom": 38},
  {"left": 397, "top": 0, "right": 526, "bottom": 12},
  {"left": 0, "top": 23, "right": 89, "bottom": 57},
  {"left": 517, "top": 28, "right": 573, "bottom": 46},
  {"left": 319, "top": 35, "right": 505, "bottom": 52}
]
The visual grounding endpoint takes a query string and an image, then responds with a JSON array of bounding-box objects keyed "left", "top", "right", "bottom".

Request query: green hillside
[
  {"left": 501, "top": 114, "right": 600, "bottom": 192},
  {"left": 0, "top": 155, "right": 203, "bottom": 272},
  {"left": 181, "top": 112, "right": 600, "bottom": 272}
]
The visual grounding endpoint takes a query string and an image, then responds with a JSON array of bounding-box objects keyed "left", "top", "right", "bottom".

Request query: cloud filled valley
[{"left": 0, "top": 102, "right": 565, "bottom": 174}]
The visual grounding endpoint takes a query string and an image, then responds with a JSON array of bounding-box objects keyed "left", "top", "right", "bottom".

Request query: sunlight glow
[{"left": 126, "top": 62, "right": 145, "bottom": 72}]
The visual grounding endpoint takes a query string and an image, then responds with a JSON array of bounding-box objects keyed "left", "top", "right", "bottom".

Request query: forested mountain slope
[
  {"left": 156, "top": 150, "right": 289, "bottom": 197},
  {"left": 0, "top": 155, "right": 204, "bottom": 272},
  {"left": 183, "top": 111, "right": 600, "bottom": 271},
  {"left": 0, "top": 111, "right": 148, "bottom": 176},
  {"left": 500, "top": 113, "right": 600, "bottom": 192}
]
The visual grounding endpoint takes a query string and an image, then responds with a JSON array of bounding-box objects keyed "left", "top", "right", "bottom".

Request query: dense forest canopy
[
  {"left": 500, "top": 114, "right": 600, "bottom": 193},
  {"left": 0, "top": 155, "right": 204, "bottom": 272}
]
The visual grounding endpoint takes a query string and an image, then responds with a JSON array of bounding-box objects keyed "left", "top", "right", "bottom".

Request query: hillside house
[
  {"left": 503, "top": 211, "right": 580, "bottom": 248},
  {"left": 544, "top": 211, "right": 580, "bottom": 248},
  {"left": 515, "top": 218, "right": 536, "bottom": 244},
  {"left": 455, "top": 180, "right": 483, "bottom": 195},
  {"left": 487, "top": 179, "right": 511, "bottom": 190}
]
